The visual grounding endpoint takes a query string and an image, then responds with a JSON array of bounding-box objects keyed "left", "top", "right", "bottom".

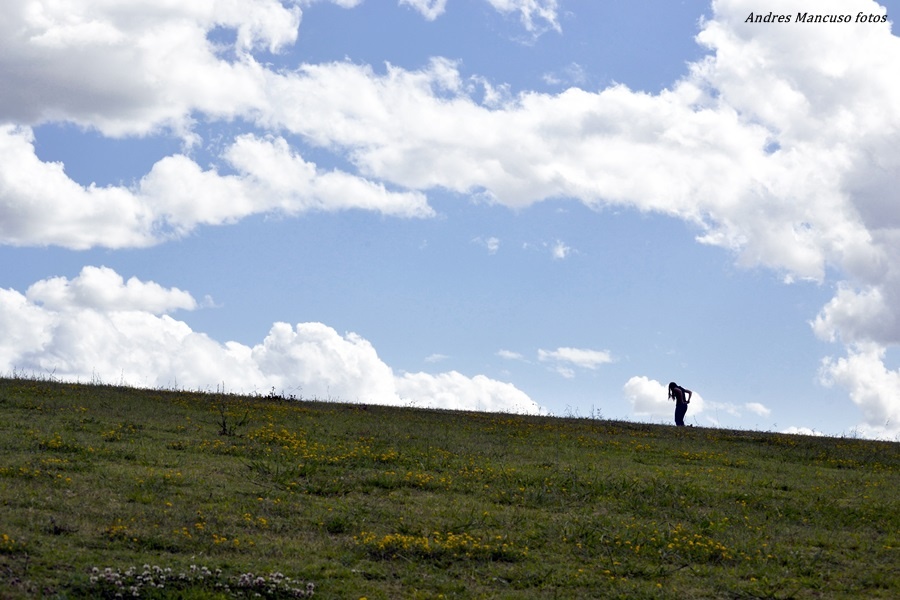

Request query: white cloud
[
  {"left": 550, "top": 240, "right": 571, "bottom": 260},
  {"left": 0, "top": 0, "right": 560, "bottom": 135},
  {"left": 221, "top": 134, "right": 434, "bottom": 218},
  {"left": 6, "top": 0, "right": 894, "bottom": 287},
  {"left": 538, "top": 347, "right": 612, "bottom": 378},
  {"left": 26, "top": 266, "right": 197, "bottom": 313},
  {"left": 140, "top": 133, "right": 433, "bottom": 229},
  {"left": 400, "top": 0, "right": 560, "bottom": 30},
  {"left": 396, "top": 370, "right": 542, "bottom": 413},
  {"left": 811, "top": 283, "right": 898, "bottom": 345},
  {"left": 744, "top": 402, "right": 772, "bottom": 418},
  {"left": 623, "top": 376, "right": 671, "bottom": 418},
  {"left": 0, "top": 127, "right": 432, "bottom": 248},
  {"left": 553, "top": 366, "right": 576, "bottom": 379},
  {"left": 473, "top": 236, "right": 501, "bottom": 254},
  {"left": 0, "top": 267, "right": 542, "bottom": 414},
  {"left": 0, "top": 124, "right": 157, "bottom": 249},
  {"left": 399, "top": 0, "right": 449, "bottom": 21},
  {"left": 538, "top": 347, "right": 613, "bottom": 370},
  {"left": 485, "top": 0, "right": 561, "bottom": 33},
  {"left": 248, "top": 321, "right": 400, "bottom": 403},
  {"left": 542, "top": 62, "right": 587, "bottom": 87},
  {"left": 270, "top": 53, "right": 884, "bottom": 283},
  {"left": 314, "top": 0, "right": 364, "bottom": 7},
  {"left": 4, "top": 0, "right": 896, "bottom": 277},
  {"left": 819, "top": 343, "right": 900, "bottom": 439},
  {"left": 0, "top": 288, "right": 55, "bottom": 371},
  {"left": 424, "top": 353, "right": 450, "bottom": 363},
  {"left": 0, "top": 0, "right": 296, "bottom": 136},
  {"left": 497, "top": 349, "right": 526, "bottom": 361},
  {"left": 623, "top": 376, "right": 706, "bottom": 420},
  {"left": 781, "top": 426, "right": 825, "bottom": 437},
  {"left": 623, "top": 378, "right": 774, "bottom": 426},
  {"left": 240, "top": 0, "right": 895, "bottom": 299}
]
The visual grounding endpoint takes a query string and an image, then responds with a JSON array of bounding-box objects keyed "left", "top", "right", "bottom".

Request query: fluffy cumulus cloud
[
  {"left": 0, "top": 268, "right": 543, "bottom": 414},
  {"left": 782, "top": 427, "right": 826, "bottom": 437},
  {"left": 0, "top": 124, "right": 157, "bottom": 249},
  {"left": 396, "top": 371, "right": 539, "bottom": 413},
  {"left": 623, "top": 376, "right": 782, "bottom": 428},
  {"left": 263, "top": 1, "right": 893, "bottom": 287},
  {"left": 0, "top": 125, "right": 432, "bottom": 248},
  {"left": 1, "top": 0, "right": 899, "bottom": 435},
  {"left": 27, "top": 266, "right": 196, "bottom": 313},
  {"left": 624, "top": 376, "right": 701, "bottom": 421},
  {"left": 819, "top": 344, "right": 900, "bottom": 439},
  {"left": 3, "top": 0, "right": 897, "bottom": 269},
  {"left": 0, "top": 0, "right": 299, "bottom": 135}
]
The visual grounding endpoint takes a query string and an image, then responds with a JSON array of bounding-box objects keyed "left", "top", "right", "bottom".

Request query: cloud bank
[
  {"left": 1, "top": 267, "right": 543, "bottom": 414},
  {"left": 0, "top": 126, "right": 432, "bottom": 249}
]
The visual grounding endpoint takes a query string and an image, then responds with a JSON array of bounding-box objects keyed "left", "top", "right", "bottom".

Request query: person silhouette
[{"left": 668, "top": 382, "right": 693, "bottom": 426}]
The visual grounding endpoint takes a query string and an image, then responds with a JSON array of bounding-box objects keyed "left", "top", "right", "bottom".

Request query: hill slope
[{"left": 0, "top": 377, "right": 898, "bottom": 599}]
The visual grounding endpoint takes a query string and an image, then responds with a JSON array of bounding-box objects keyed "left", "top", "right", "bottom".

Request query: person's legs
[{"left": 675, "top": 402, "right": 687, "bottom": 426}]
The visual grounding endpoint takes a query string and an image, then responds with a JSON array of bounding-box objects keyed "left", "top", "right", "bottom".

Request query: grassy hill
[{"left": 0, "top": 377, "right": 897, "bottom": 599}]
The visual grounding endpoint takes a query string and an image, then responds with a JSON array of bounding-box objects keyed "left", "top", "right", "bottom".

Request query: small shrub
[{"left": 217, "top": 404, "right": 250, "bottom": 437}]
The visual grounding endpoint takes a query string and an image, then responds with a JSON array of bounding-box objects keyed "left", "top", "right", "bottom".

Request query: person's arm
[{"left": 684, "top": 389, "right": 692, "bottom": 403}]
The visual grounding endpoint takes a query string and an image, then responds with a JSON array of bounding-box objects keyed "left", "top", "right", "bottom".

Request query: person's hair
[{"left": 668, "top": 381, "right": 677, "bottom": 400}]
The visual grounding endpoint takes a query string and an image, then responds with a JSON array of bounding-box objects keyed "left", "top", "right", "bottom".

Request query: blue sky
[{"left": 1, "top": 0, "right": 899, "bottom": 439}]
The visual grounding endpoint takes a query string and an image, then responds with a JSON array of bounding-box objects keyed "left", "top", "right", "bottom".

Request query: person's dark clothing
[
  {"left": 668, "top": 382, "right": 692, "bottom": 427},
  {"left": 675, "top": 400, "right": 688, "bottom": 426}
]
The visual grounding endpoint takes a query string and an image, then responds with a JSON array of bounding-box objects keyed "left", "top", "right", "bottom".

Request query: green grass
[{"left": 0, "top": 377, "right": 897, "bottom": 599}]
